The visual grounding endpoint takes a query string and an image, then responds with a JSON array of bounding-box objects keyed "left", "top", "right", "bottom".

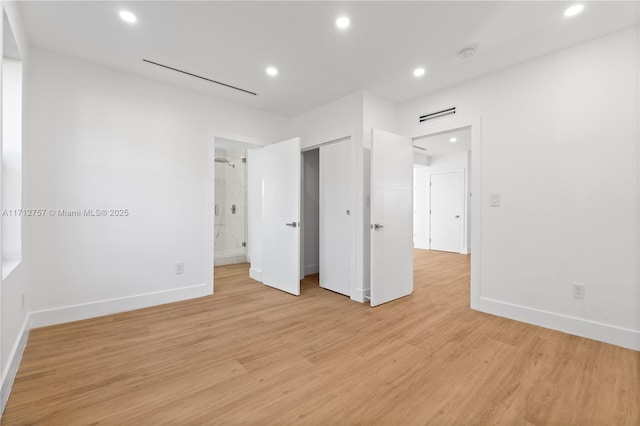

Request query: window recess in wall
[{"left": 2, "top": 11, "right": 24, "bottom": 279}]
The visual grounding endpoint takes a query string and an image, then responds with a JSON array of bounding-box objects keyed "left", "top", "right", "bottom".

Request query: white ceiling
[
  {"left": 18, "top": 1, "right": 639, "bottom": 117},
  {"left": 414, "top": 126, "right": 471, "bottom": 157}
]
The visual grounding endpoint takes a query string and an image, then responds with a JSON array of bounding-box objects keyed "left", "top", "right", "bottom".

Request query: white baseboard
[
  {"left": 29, "top": 283, "right": 210, "bottom": 329},
  {"left": 477, "top": 297, "right": 640, "bottom": 351},
  {"left": 249, "top": 268, "right": 262, "bottom": 282},
  {"left": 1, "top": 313, "right": 30, "bottom": 415},
  {"left": 304, "top": 264, "right": 319, "bottom": 276},
  {"left": 414, "top": 242, "right": 429, "bottom": 250},
  {"left": 351, "top": 288, "right": 367, "bottom": 304},
  {"left": 214, "top": 254, "right": 248, "bottom": 267}
]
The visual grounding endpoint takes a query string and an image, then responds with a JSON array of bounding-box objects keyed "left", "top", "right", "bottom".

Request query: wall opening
[
  {"left": 413, "top": 126, "right": 471, "bottom": 254},
  {"left": 214, "top": 143, "right": 248, "bottom": 266},
  {"left": 2, "top": 10, "right": 24, "bottom": 279}
]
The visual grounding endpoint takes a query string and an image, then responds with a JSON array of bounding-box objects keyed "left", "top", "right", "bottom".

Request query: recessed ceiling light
[
  {"left": 449, "top": 137, "right": 457, "bottom": 143},
  {"left": 336, "top": 16, "right": 350, "bottom": 29},
  {"left": 413, "top": 67, "right": 426, "bottom": 77},
  {"left": 564, "top": 4, "right": 584, "bottom": 17},
  {"left": 266, "top": 67, "right": 278, "bottom": 76},
  {"left": 119, "top": 10, "right": 137, "bottom": 23}
]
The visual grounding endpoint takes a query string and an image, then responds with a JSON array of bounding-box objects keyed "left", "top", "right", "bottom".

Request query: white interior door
[
  {"left": 319, "top": 139, "right": 353, "bottom": 296},
  {"left": 429, "top": 171, "right": 462, "bottom": 253},
  {"left": 370, "top": 129, "right": 414, "bottom": 307},
  {"left": 262, "top": 137, "right": 301, "bottom": 295}
]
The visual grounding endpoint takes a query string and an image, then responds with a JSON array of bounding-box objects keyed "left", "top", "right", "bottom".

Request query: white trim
[
  {"left": 352, "top": 287, "right": 365, "bottom": 303},
  {"left": 214, "top": 254, "right": 247, "bottom": 267},
  {"left": 249, "top": 268, "right": 262, "bottom": 282},
  {"left": 1, "top": 313, "right": 29, "bottom": 414},
  {"left": 301, "top": 136, "right": 350, "bottom": 152},
  {"left": 477, "top": 297, "right": 640, "bottom": 351},
  {"left": 29, "top": 283, "right": 209, "bottom": 329},
  {"left": 304, "top": 263, "right": 319, "bottom": 276},
  {"left": 207, "top": 139, "right": 215, "bottom": 294}
]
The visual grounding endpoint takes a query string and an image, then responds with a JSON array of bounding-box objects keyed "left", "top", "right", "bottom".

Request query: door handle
[
  {"left": 285, "top": 222, "right": 298, "bottom": 228},
  {"left": 371, "top": 223, "right": 384, "bottom": 230}
]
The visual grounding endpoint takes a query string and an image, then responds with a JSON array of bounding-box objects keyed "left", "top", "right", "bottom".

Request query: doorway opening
[
  {"left": 301, "top": 148, "right": 320, "bottom": 293},
  {"left": 300, "top": 137, "right": 354, "bottom": 298},
  {"left": 214, "top": 141, "right": 248, "bottom": 266},
  {"left": 411, "top": 117, "right": 481, "bottom": 310},
  {"left": 413, "top": 126, "right": 471, "bottom": 254},
  {"left": 210, "top": 136, "right": 264, "bottom": 296}
]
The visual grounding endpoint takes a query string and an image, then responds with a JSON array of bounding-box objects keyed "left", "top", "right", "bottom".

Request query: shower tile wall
[{"left": 214, "top": 147, "right": 247, "bottom": 265}]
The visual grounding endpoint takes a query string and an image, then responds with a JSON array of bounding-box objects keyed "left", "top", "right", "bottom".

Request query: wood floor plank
[{"left": 2, "top": 250, "right": 638, "bottom": 425}]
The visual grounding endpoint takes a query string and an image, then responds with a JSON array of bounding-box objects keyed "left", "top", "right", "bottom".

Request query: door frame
[
  {"left": 428, "top": 168, "right": 467, "bottom": 254},
  {"left": 409, "top": 115, "right": 482, "bottom": 310}
]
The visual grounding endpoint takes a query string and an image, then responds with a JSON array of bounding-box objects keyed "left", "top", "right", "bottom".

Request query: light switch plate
[{"left": 490, "top": 194, "right": 501, "bottom": 207}]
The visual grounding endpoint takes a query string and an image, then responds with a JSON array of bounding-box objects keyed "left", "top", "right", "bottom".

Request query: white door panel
[
  {"left": 430, "top": 171, "right": 462, "bottom": 253},
  {"left": 370, "top": 129, "right": 414, "bottom": 307},
  {"left": 262, "top": 138, "right": 301, "bottom": 295},
  {"left": 320, "top": 139, "right": 352, "bottom": 297}
]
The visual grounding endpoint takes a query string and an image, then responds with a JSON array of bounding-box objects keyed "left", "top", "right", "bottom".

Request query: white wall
[
  {"left": 290, "top": 92, "right": 363, "bottom": 150},
  {"left": 26, "top": 48, "right": 289, "bottom": 327},
  {"left": 1, "top": 0, "right": 29, "bottom": 412},
  {"left": 302, "top": 149, "right": 319, "bottom": 275},
  {"left": 413, "top": 164, "right": 429, "bottom": 249},
  {"left": 399, "top": 26, "right": 640, "bottom": 350},
  {"left": 429, "top": 151, "right": 468, "bottom": 170},
  {"left": 413, "top": 152, "right": 429, "bottom": 166},
  {"left": 247, "top": 148, "right": 263, "bottom": 281}
]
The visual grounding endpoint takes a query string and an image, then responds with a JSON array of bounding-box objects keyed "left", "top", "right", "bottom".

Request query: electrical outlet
[
  {"left": 573, "top": 283, "right": 585, "bottom": 299},
  {"left": 175, "top": 263, "right": 184, "bottom": 275}
]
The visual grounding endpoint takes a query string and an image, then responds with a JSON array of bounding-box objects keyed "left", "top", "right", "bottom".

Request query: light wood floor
[{"left": 3, "top": 250, "right": 639, "bottom": 425}]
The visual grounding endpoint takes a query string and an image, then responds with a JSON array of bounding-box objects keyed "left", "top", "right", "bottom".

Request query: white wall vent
[{"left": 419, "top": 106, "right": 456, "bottom": 123}]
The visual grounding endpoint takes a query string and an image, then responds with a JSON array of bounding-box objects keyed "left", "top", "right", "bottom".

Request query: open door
[
  {"left": 370, "top": 129, "right": 414, "bottom": 306},
  {"left": 262, "top": 137, "right": 301, "bottom": 295},
  {"left": 319, "top": 138, "right": 353, "bottom": 296}
]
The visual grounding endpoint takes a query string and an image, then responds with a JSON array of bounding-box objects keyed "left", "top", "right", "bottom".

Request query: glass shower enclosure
[{"left": 214, "top": 147, "right": 247, "bottom": 266}]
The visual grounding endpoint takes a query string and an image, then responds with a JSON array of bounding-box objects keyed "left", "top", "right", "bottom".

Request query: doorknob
[
  {"left": 371, "top": 223, "right": 384, "bottom": 230},
  {"left": 285, "top": 222, "right": 298, "bottom": 228}
]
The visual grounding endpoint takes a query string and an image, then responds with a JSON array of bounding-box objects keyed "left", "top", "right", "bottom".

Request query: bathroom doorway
[{"left": 214, "top": 140, "right": 248, "bottom": 266}]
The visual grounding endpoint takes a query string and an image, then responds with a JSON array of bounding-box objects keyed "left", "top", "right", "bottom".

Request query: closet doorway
[{"left": 301, "top": 137, "right": 354, "bottom": 297}]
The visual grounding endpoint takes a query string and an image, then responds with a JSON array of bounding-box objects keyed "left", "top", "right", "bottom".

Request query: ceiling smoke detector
[{"left": 458, "top": 46, "right": 477, "bottom": 60}]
